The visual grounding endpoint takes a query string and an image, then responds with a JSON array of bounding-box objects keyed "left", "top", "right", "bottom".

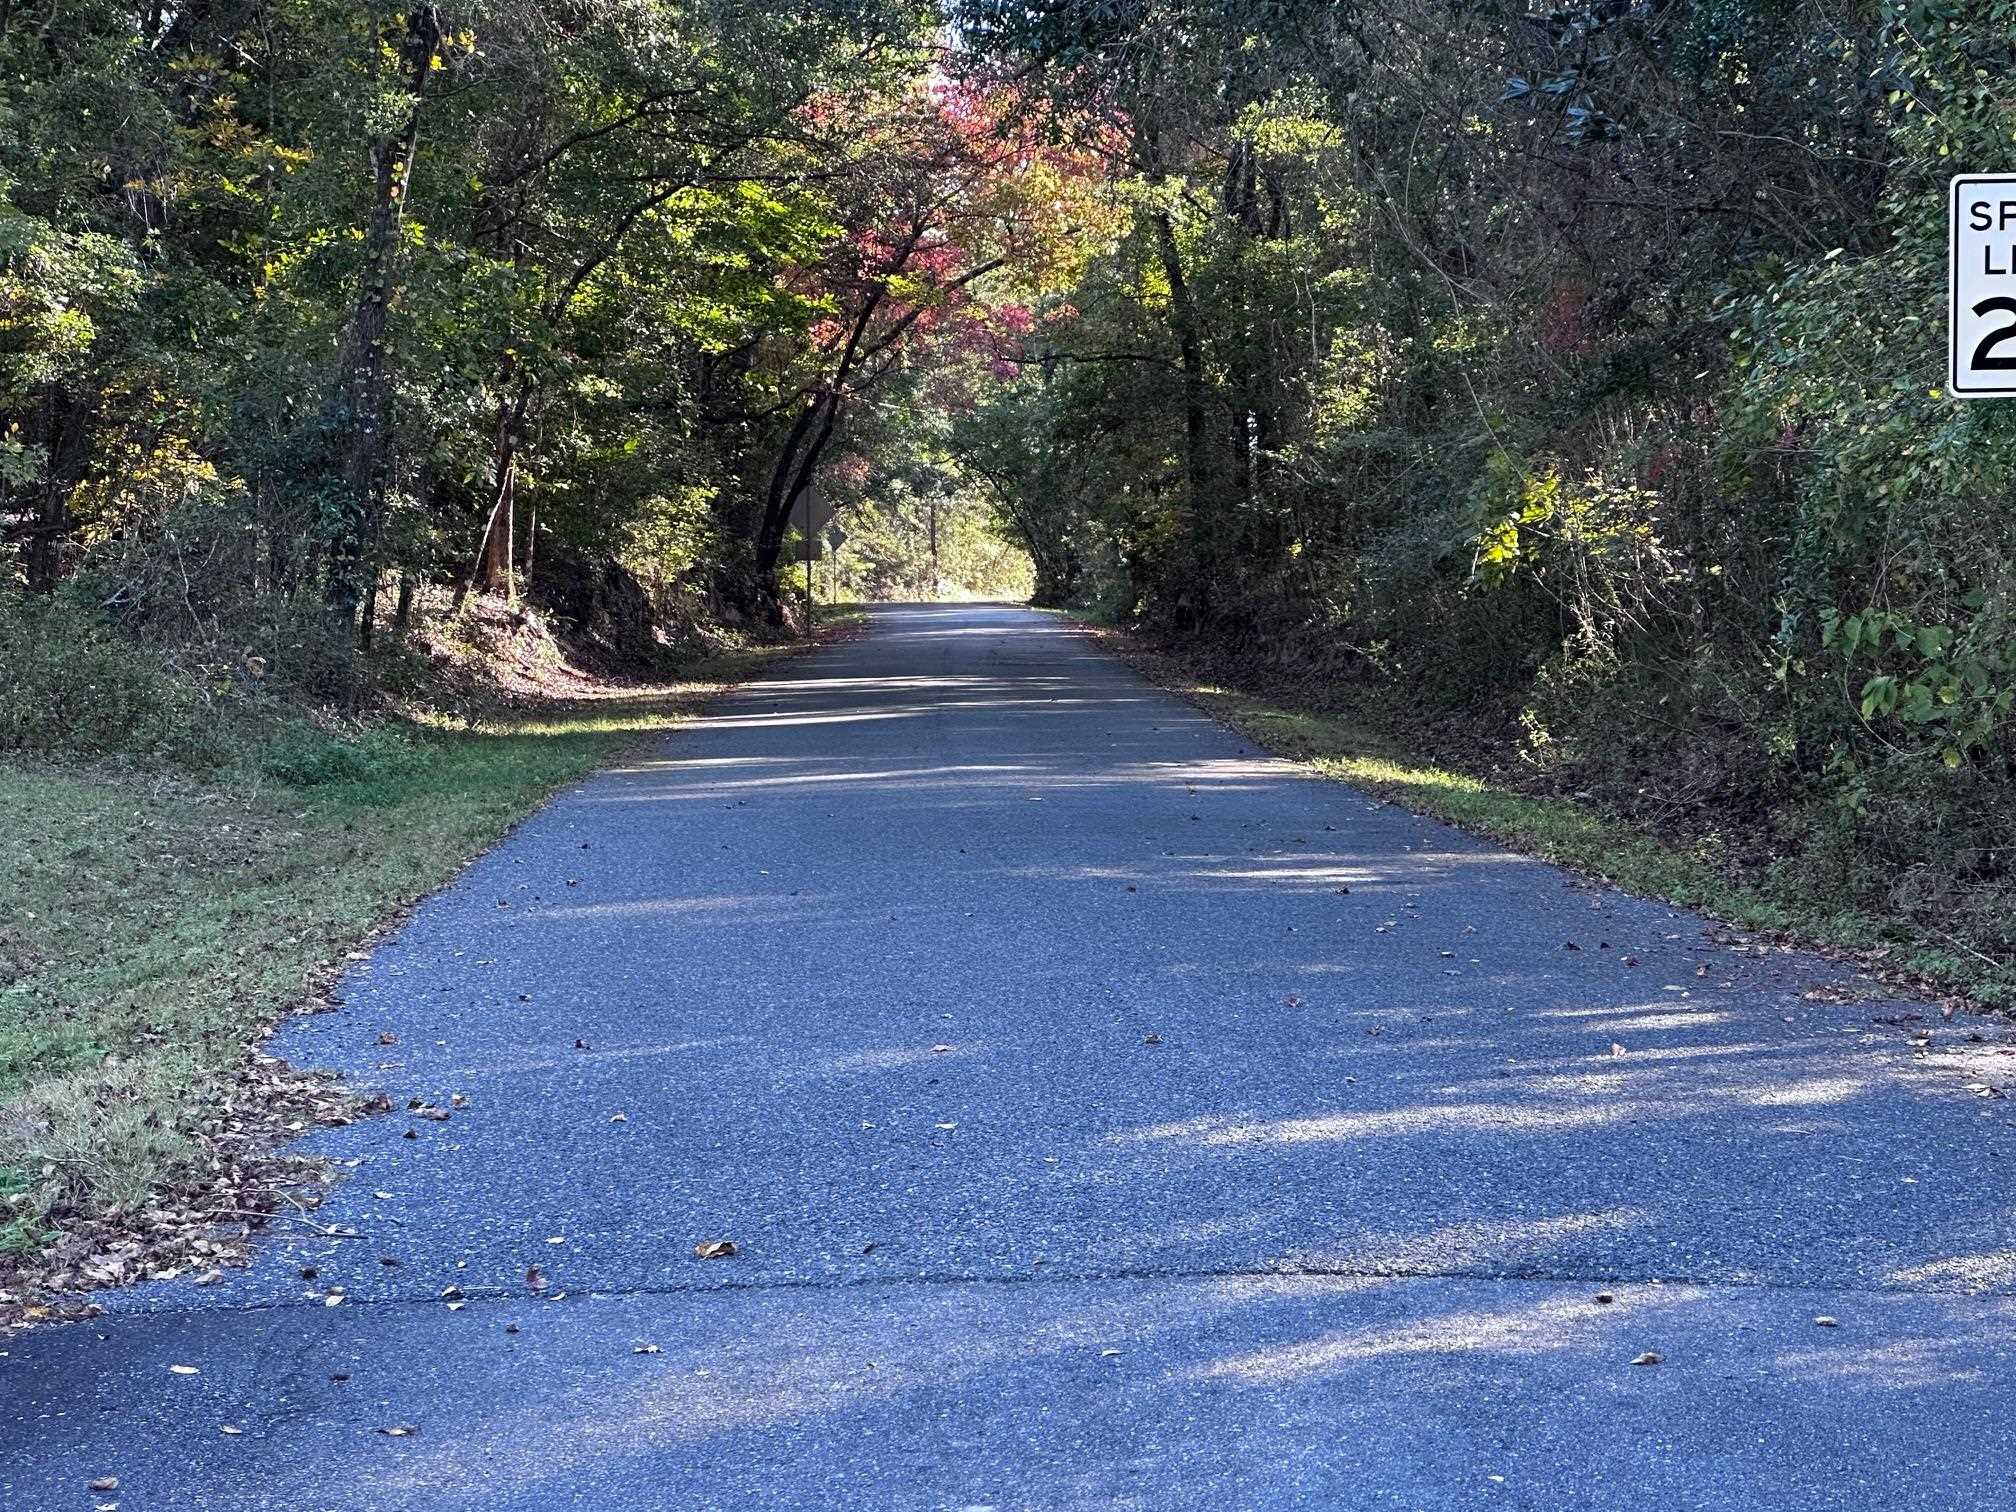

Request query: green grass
[
  {"left": 1068, "top": 620, "right": 2015, "bottom": 1009},
  {"left": 0, "top": 634, "right": 833, "bottom": 1257}
]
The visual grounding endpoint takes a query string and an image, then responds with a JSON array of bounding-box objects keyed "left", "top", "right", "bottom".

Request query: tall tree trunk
[
  {"left": 478, "top": 456, "right": 515, "bottom": 598},
  {"left": 1151, "top": 209, "right": 1214, "bottom": 627},
  {"left": 25, "top": 389, "right": 90, "bottom": 593},
  {"left": 324, "top": 6, "right": 442, "bottom": 630}
]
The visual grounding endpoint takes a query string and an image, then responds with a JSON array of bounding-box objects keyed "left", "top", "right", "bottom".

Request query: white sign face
[{"left": 1951, "top": 174, "right": 2016, "bottom": 397}]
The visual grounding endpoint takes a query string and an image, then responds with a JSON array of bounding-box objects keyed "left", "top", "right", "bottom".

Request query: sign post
[
  {"left": 788, "top": 485, "right": 834, "bottom": 636},
  {"left": 1949, "top": 174, "right": 2016, "bottom": 398}
]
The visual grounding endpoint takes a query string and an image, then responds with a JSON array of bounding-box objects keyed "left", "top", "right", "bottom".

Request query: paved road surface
[{"left": 8, "top": 604, "right": 2016, "bottom": 1510}]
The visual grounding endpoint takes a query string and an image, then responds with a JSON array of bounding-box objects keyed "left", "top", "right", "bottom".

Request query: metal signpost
[
  {"left": 1949, "top": 174, "right": 2016, "bottom": 398},
  {"left": 789, "top": 484, "right": 835, "bottom": 635}
]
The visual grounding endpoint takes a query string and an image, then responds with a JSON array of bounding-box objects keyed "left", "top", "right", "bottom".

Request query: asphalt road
[{"left": 8, "top": 603, "right": 2016, "bottom": 1511}]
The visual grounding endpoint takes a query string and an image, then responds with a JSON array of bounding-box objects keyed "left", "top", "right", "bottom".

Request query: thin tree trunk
[
  {"left": 479, "top": 456, "right": 515, "bottom": 599},
  {"left": 1151, "top": 209, "right": 1213, "bottom": 625},
  {"left": 26, "top": 390, "right": 88, "bottom": 593},
  {"left": 453, "top": 372, "right": 531, "bottom": 610},
  {"left": 325, "top": 7, "right": 442, "bottom": 630}
]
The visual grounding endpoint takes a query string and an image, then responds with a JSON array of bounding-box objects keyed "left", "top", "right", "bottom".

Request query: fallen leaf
[
  {"left": 377, "top": 1425, "right": 417, "bottom": 1437},
  {"left": 931, "top": 1044, "right": 954, "bottom": 1053},
  {"left": 1283, "top": 995, "right": 1301, "bottom": 1007},
  {"left": 526, "top": 1266, "right": 548, "bottom": 1291},
  {"left": 1594, "top": 1292, "right": 1615, "bottom": 1305},
  {"left": 609, "top": 1111, "right": 628, "bottom": 1123},
  {"left": 1814, "top": 1316, "right": 1840, "bottom": 1328},
  {"left": 1629, "top": 1352, "right": 1662, "bottom": 1366},
  {"left": 1621, "top": 956, "right": 1641, "bottom": 967},
  {"left": 1142, "top": 1033, "right": 1163, "bottom": 1046},
  {"left": 168, "top": 1365, "right": 199, "bottom": 1376},
  {"left": 935, "top": 1121, "right": 958, "bottom": 1130},
  {"left": 694, "top": 1240, "right": 738, "bottom": 1260},
  {"left": 90, "top": 1478, "right": 119, "bottom": 1492},
  {"left": 1610, "top": 1042, "right": 1627, "bottom": 1058},
  {"left": 376, "top": 1033, "right": 398, "bottom": 1046},
  {"left": 1099, "top": 1348, "right": 1124, "bottom": 1358},
  {"left": 632, "top": 1343, "right": 661, "bottom": 1355},
  {"left": 220, "top": 1425, "right": 243, "bottom": 1435},
  {"left": 1563, "top": 941, "right": 1581, "bottom": 952}
]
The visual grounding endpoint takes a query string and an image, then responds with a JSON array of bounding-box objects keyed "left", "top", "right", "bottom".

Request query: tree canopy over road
[{"left": 8, "top": 1, "right": 2012, "bottom": 939}]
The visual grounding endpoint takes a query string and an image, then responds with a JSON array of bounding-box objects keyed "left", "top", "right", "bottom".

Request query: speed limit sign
[{"left": 1951, "top": 174, "right": 2016, "bottom": 397}]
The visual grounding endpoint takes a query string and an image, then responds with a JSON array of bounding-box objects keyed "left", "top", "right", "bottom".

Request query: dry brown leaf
[
  {"left": 90, "top": 1478, "right": 119, "bottom": 1492},
  {"left": 1629, "top": 1352, "right": 1662, "bottom": 1366},
  {"left": 693, "top": 1240, "right": 738, "bottom": 1260},
  {"left": 526, "top": 1266, "right": 548, "bottom": 1292}
]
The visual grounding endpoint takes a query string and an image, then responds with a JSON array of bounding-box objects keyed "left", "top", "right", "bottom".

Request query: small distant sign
[{"left": 1950, "top": 174, "right": 2016, "bottom": 397}]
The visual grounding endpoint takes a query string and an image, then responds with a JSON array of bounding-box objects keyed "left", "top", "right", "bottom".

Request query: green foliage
[
  {"left": 953, "top": 0, "right": 2016, "bottom": 967},
  {"left": 1, "top": 0, "right": 940, "bottom": 640},
  {"left": 0, "top": 595, "right": 234, "bottom": 766}
]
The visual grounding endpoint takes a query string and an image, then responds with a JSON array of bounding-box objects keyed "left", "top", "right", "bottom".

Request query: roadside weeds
[{"left": 1067, "top": 615, "right": 2013, "bottom": 1014}]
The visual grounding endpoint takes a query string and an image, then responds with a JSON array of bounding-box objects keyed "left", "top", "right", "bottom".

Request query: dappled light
[{"left": 8, "top": 0, "right": 2016, "bottom": 1494}]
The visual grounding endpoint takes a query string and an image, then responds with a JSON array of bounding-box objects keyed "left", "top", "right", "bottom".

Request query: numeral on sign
[{"left": 1971, "top": 296, "right": 2016, "bottom": 370}]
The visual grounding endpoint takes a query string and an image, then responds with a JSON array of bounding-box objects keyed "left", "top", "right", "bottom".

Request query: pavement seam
[{"left": 95, "top": 1259, "right": 2014, "bottom": 1323}]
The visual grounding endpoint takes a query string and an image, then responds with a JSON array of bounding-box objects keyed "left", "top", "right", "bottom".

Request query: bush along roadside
[
  {"left": 0, "top": 611, "right": 856, "bottom": 1321},
  {"left": 1068, "top": 615, "right": 2016, "bottom": 1013}
]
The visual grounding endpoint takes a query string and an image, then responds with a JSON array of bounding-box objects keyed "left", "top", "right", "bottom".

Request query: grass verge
[
  {"left": 1069, "top": 616, "right": 2015, "bottom": 1009},
  {"left": 0, "top": 619, "right": 855, "bottom": 1296}
]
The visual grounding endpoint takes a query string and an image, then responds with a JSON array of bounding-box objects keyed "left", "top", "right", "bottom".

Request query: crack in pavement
[{"left": 98, "top": 1257, "right": 2012, "bottom": 1321}]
